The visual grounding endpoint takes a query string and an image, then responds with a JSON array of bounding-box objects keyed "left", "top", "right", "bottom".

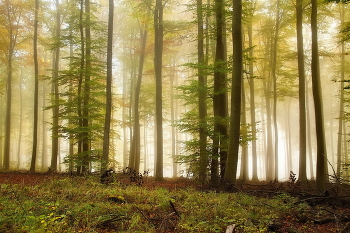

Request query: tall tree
[
  {"left": 211, "top": 0, "right": 228, "bottom": 184},
  {"left": 81, "top": 0, "right": 92, "bottom": 173},
  {"left": 224, "top": 0, "right": 242, "bottom": 184},
  {"left": 101, "top": 0, "right": 114, "bottom": 172},
  {"left": 272, "top": 0, "right": 281, "bottom": 180},
  {"left": 247, "top": 8, "right": 258, "bottom": 181},
  {"left": 154, "top": 0, "right": 164, "bottom": 180},
  {"left": 296, "top": 0, "right": 307, "bottom": 183},
  {"left": 197, "top": 0, "right": 208, "bottom": 183},
  {"left": 130, "top": 24, "right": 148, "bottom": 173},
  {"left": 336, "top": 5, "right": 345, "bottom": 179},
  {"left": 30, "top": 0, "right": 40, "bottom": 172},
  {"left": 311, "top": 0, "right": 327, "bottom": 191},
  {"left": 51, "top": 0, "right": 60, "bottom": 172}
]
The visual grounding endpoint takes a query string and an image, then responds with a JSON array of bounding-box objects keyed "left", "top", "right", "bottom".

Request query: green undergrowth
[{"left": 0, "top": 176, "right": 297, "bottom": 232}]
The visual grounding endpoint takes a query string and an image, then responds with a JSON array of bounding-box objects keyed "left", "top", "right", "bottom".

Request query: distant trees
[{"left": 0, "top": 0, "right": 28, "bottom": 170}]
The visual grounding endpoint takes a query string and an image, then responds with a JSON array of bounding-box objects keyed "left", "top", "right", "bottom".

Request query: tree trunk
[
  {"left": 170, "top": 58, "right": 178, "bottom": 178},
  {"left": 82, "top": 0, "right": 91, "bottom": 173},
  {"left": 296, "top": 0, "right": 307, "bottom": 183},
  {"left": 3, "top": 0, "right": 15, "bottom": 170},
  {"left": 212, "top": 0, "right": 228, "bottom": 184},
  {"left": 30, "top": 0, "right": 39, "bottom": 172},
  {"left": 18, "top": 68, "right": 24, "bottom": 169},
  {"left": 336, "top": 5, "right": 345, "bottom": 179},
  {"left": 51, "top": 0, "right": 60, "bottom": 172},
  {"left": 131, "top": 25, "right": 148, "bottom": 173},
  {"left": 154, "top": 0, "right": 164, "bottom": 180},
  {"left": 272, "top": 0, "right": 280, "bottom": 180},
  {"left": 239, "top": 77, "right": 248, "bottom": 181},
  {"left": 102, "top": 0, "right": 114, "bottom": 172},
  {"left": 224, "top": 0, "right": 242, "bottom": 184},
  {"left": 247, "top": 21, "right": 258, "bottom": 181},
  {"left": 197, "top": 0, "right": 208, "bottom": 183},
  {"left": 311, "top": 0, "right": 327, "bottom": 192}
]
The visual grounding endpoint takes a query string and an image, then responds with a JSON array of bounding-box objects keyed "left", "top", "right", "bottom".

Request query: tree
[
  {"left": 211, "top": 0, "right": 228, "bottom": 184},
  {"left": 296, "top": 0, "right": 307, "bottom": 183},
  {"left": 336, "top": 4, "right": 346, "bottom": 179},
  {"left": 272, "top": 0, "right": 281, "bottom": 180},
  {"left": 197, "top": 0, "right": 208, "bottom": 183},
  {"left": 130, "top": 23, "right": 148, "bottom": 173},
  {"left": 51, "top": 0, "right": 60, "bottom": 172},
  {"left": 30, "top": 0, "right": 40, "bottom": 172},
  {"left": 224, "top": 0, "right": 242, "bottom": 184},
  {"left": 101, "top": 0, "right": 114, "bottom": 172},
  {"left": 311, "top": 0, "right": 327, "bottom": 191},
  {"left": 246, "top": 2, "right": 258, "bottom": 181},
  {"left": 154, "top": 0, "right": 164, "bottom": 180}
]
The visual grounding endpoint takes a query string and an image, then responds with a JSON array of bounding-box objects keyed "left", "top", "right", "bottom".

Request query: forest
[{"left": 0, "top": 0, "right": 350, "bottom": 192}]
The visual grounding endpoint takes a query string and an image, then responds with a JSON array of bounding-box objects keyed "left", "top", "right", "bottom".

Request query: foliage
[{"left": 0, "top": 176, "right": 298, "bottom": 232}]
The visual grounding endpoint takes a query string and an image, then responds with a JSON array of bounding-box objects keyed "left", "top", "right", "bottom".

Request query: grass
[{"left": 0, "top": 175, "right": 297, "bottom": 232}]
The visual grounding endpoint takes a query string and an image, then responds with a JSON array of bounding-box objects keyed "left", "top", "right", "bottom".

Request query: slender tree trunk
[
  {"left": 77, "top": 0, "right": 85, "bottom": 174},
  {"left": 82, "top": 0, "right": 91, "bottom": 173},
  {"left": 306, "top": 79, "right": 314, "bottom": 178},
  {"left": 247, "top": 22, "right": 258, "bottom": 181},
  {"left": 272, "top": 0, "right": 281, "bottom": 180},
  {"left": 311, "top": 0, "right": 326, "bottom": 192},
  {"left": 102, "top": 0, "right": 114, "bottom": 172},
  {"left": 42, "top": 80, "right": 48, "bottom": 170},
  {"left": 154, "top": 0, "right": 164, "bottom": 180},
  {"left": 18, "top": 68, "right": 24, "bottom": 169},
  {"left": 197, "top": 0, "right": 208, "bottom": 183},
  {"left": 30, "top": 0, "right": 39, "bottom": 172},
  {"left": 297, "top": 0, "right": 307, "bottom": 183},
  {"left": 263, "top": 33, "right": 274, "bottom": 180},
  {"left": 51, "top": 0, "right": 60, "bottom": 172},
  {"left": 128, "top": 33, "right": 136, "bottom": 170},
  {"left": 212, "top": 0, "right": 228, "bottom": 184},
  {"left": 3, "top": 5, "right": 14, "bottom": 170},
  {"left": 224, "top": 0, "right": 242, "bottom": 184},
  {"left": 336, "top": 5, "right": 345, "bottom": 179},
  {"left": 131, "top": 25, "right": 148, "bottom": 173},
  {"left": 239, "top": 77, "right": 248, "bottom": 181},
  {"left": 122, "top": 42, "right": 128, "bottom": 169},
  {"left": 170, "top": 58, "right": 178, "bottom": 178}
]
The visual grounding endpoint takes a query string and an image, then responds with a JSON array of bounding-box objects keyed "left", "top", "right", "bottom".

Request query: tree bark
[
  {"left": 51, "top": 0, "right": 60, "bottom": 172},
  {"left": 336, "top": 5, "right": 345, "bottom": 179},
  {"left": 212, "top": 0, "right": 228, "bottom": 184},
  {"left": 154, "top": 0, "right": 164, "bottom": 180},
  {"left": 197, "top": 0, "right": 208, "bottom": 183},
  {"left": 296, "top": 0, "right": 307, "bottom": 183},
  {"left": 247, "top": 21, "right": 258, "bottom": 181},
  {"left": 30, "top": 0, "right": 39, "bottom": 172},
  {"left": 224, "top": 0, "right": 242, "bottom": 184},
  {"left": 311, "top": 0, "right": 327, "bottom": 192},
  {"left": 102, "top": 0, "right": 114, "bottom": 172},
  {"left": 131, "top": 25, "right": 148, "bottom": 173}
]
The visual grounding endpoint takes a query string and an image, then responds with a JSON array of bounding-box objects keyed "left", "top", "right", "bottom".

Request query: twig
[{"left": 169, "top": 200, "right": 181, "bottom": 218}]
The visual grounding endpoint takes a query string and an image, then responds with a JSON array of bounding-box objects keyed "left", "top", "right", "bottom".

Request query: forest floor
[{"left": 1, "top": 171, "right": 350, "bottom": 232}]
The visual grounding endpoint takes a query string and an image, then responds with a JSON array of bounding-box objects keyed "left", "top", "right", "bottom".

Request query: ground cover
[{"left": 0, "top": 172, "right": 349, "bottom": 232}]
